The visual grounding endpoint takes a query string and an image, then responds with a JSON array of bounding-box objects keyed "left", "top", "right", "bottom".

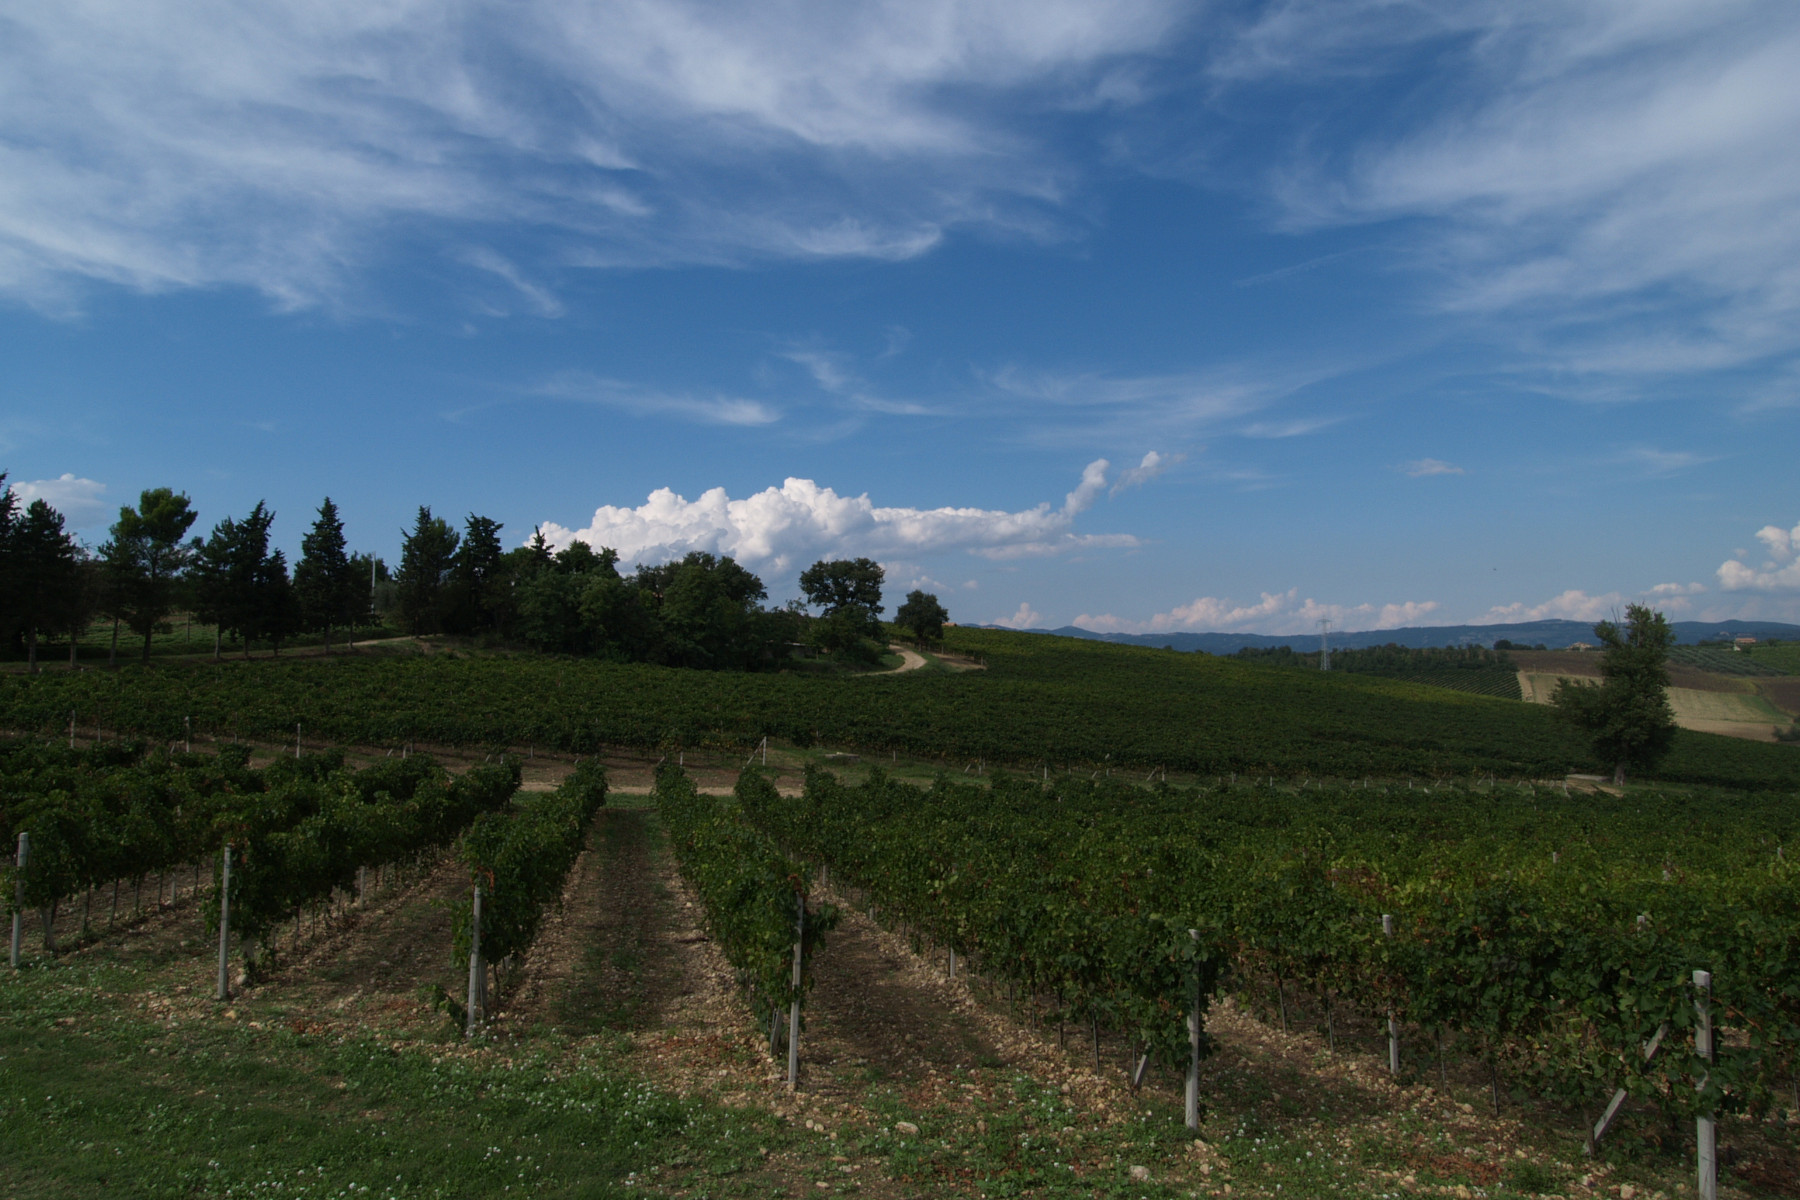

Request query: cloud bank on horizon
[{"left": 534, "top": 454, "right": 1168, "bottom": 577}]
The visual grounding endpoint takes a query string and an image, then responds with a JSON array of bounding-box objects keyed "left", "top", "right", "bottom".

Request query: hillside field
[{"left": 3, "top": 628, "right": 1797, "bottom": 789}]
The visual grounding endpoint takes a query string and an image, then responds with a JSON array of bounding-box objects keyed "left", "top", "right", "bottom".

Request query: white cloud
[
  {"left": 1241, "top": 1, "right": 1800, "bottom": 381},
  {"left": 536, "top": 458, "right": 1152, "bottom": 574},
  {"left": 459, "top": 247, "right": 564, "bottom": 318},
  {"left": 1075, "top": 588, "right": 1440, "bottom": 636},
  {"left": 1612, "top": 445, "right": 1717, "bottom": 477},
  {"left": 1062, "top": 459, "right": 1110, "bottom": 516},
  {"left": 1717, "top": 518, "right": 1800, "bottom": 591},
  {"left": 8, "top": 473, "right": 110, "bottom": 526},
  {"left": 994, "top": 601, "right": 1042, "bottom": 629},
  {"left": 1239, "top": 417, "right": 1341, "bottom": 439},
  {"left": 532, "top": 372, "right": 779, "bottom": 426},
  {"left": 0, "top": 0, "right": 1185, "bottom": 307},
  {"left": 1110, "top": 449, "right": 1182, "bottom": 494},
  {"left": 1479, "top": 589, "right": 1627, "bottom": 624},
  {"left": 1400, "top": 458, "right": 1464, "bottom": 478},
  {"left": 782, "top": 348, "right": 935, "bottom": 416}
]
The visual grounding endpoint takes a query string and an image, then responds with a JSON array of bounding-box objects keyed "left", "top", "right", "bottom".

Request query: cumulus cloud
[
  {"left": 1717, "top": 518, "right": 1800, "bottom": 591},
  {"left": 0, "top": 0, "right": 1185, "bottom": 308},
  {"left": 1075, "top": 588, "right": 1439, "bottom": 636},
  {"left": 536, "top": 458, "right": 1161, "bottom": 573},
  {"left": 1479, "top": 589, "right": 1627, "bottom": 624},
  {"left": 1401, "top": 458, "right": 1464, "bottom": 478},
  {"left": 994, "top": 601, "right": 1043, "bottom": 629},
  {"left": 7, "top": 473, "right": 109, "bottom": 526}
]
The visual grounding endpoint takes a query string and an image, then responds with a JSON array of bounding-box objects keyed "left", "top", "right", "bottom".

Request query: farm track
[
  {"left": 522, "top": 808, "right": 1525, "bottom": 1196},
  {"left": 253, "top": 851, "right": 467, "bottom": 1031}
]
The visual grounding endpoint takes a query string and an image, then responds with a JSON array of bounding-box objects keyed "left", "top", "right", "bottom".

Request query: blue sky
[{"left": 4, "top": 0, "right": 1799, "bottom": 634}]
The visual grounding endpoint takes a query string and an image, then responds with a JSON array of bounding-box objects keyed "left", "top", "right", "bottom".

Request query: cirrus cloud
[{"left": 0, "top": 0, "right": 1186, "bottom": 309}]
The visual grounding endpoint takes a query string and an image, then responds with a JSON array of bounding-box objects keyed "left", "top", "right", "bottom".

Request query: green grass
[
  {"left": 3, "top": 615, "right": 402, "bottom": 668},
  {"left": 0, "top": 960, "right": 787, "bottom": 1199}
]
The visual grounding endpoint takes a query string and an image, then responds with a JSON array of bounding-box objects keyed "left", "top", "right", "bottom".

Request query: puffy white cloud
[
  {"left": 536, "top": 458, "right": 1158, "bottom": 573},
  {"left": 7, "top": 473, "right": 110, "bottom": 526},
  {"left": 1062, "top": 459, "right": 1110, "bottom": 516},
  {"left": 1400, "top": 458, "right": 1464, "bottom": 478},
  {"left": 993, "top": 601, "right": 1042, "bottom": 629},
  {"left": 1479, "top": 589, "right": 1627, "bottom": 624},
  {"left": 1075, "top": 588, "right": 1439, "bottom": 636},
  {"left": 0, "top": 0, "right": 1184, "bottom": 307},
  {"left": 1717, "top": 518, "right": 1800, "bottom": 590}
]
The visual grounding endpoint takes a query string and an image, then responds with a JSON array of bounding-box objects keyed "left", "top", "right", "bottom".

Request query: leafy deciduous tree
[
  {"left": 799, "top": 556, "right": 886, "bottom": 663},
  {"left": 894, "top": 589, "right": 949, "bottom": 645},
  {"left": 1553, "top": 604, "right": 1679, "bottom": 784}
]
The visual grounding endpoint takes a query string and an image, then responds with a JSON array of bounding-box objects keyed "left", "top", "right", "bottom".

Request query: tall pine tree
[
  {"left": 295, "top": 497, "right": 360, "bottom": 653},
  {"left": 396, "top": 506, "right": 459, "bottom": 635},
  {"left": 11, "top": 499, "right": 81, "bottom": 671},
  {"left": 100, "top": 488, "right": 198, "bottom": 663}
]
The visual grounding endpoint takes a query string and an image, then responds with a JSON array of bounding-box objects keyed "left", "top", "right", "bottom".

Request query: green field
[
  {"left": 1742, "top": 643, "right": 1800, "bottom": 675},
  {"left": 3, "top": 628, "right": 1796, "bottom": 788}
]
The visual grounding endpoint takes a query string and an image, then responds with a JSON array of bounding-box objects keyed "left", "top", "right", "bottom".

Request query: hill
[
  {"left": 1026, "top": 617, "right": 1800, "bottom": 654},
  {"left": 2, "top": 625, "right": 1794, "bottom": 789}
]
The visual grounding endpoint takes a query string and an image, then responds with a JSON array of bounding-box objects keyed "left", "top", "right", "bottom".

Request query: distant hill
[{"left": 984, "top": 618, "right": 1800, "bottom": 654}]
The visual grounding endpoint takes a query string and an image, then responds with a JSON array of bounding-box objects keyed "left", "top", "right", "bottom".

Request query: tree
[
  {"left": 294, "top": 498, "right": 361, "bottom": 654},
  {"left": 189, "top": 502, "right": 293, "bottom": 657},
  {"left": 100, "top": 488, "right": 198, "bottom": 663},
  {"left": 445, "top": 513, "right": 507, "bottom": 635},
  {"left": 62, "top": 556, "right": 105, "bottom": 668},
  {"left": 894, "top": 589, "right": 949, "bottom": 645},
  {"left": 5, "top": 498, "right": 81, "bottom": 670},
  {"left": 0, "top": 473, "right": 19, "bottom": 655},
  {"left": 799, "top": 557, "right": 885, "bottom": 664},
  {"left": 642, "top": 552, "right": 769, "bottom": 670},
  {"left": 1553, "top": 604, "right": 1678, "bottom": 784},
  {"left": 395, "top": 506, "right": 459, "bottom": 635}
]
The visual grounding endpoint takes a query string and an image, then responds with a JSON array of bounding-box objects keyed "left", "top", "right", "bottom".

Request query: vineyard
[
  {"left": 5, "top": 629, "right": 1800, "bottom": 1197},
  {"left": 717, "top": 764, "right": 1799, "bottom": 1152},
  {"left": 2, "top": 627, "right": 1796, "bottom": 789},
  {"left": 1235, "top": 644, "right": 1526, "bottom": 701},
  {"left": 1667, "top": 647, "right": 1791, "bottom": 678}
]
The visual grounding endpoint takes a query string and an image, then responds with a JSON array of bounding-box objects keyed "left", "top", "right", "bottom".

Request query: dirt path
[
  {"left": 880, "top": 644, "right": 928, "bottom": 673},
  {"left": 503, "top": 807, "right": 705, "bottom": 1036}
]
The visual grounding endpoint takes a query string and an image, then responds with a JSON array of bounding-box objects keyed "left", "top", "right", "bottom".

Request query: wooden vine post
[
  {"left": 10, "top": 831, "right": 27, "bottom": 969},
  {"left": 1383, "top": 914, "right": 1400, "bottom": 1075},
  {"left": 466, "top": 883, "right": 485, "bottom": 1039},
  {"left": 216, "top": 845, "right": 232, "bottom": 1000},
  {"left": 1695, "top": 969, "right": 1717, "bottom": 1200},
  {"left": 787, "top": 889, "right": 805, "bottom": 1089},
  {"left": 1186, "top": 928, "right": 1203, "bottom": 1131}
]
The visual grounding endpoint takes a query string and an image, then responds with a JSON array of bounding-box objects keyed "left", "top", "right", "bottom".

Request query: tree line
[{"left": 0, "top": 476, "right": 950, "bottom": 672}]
